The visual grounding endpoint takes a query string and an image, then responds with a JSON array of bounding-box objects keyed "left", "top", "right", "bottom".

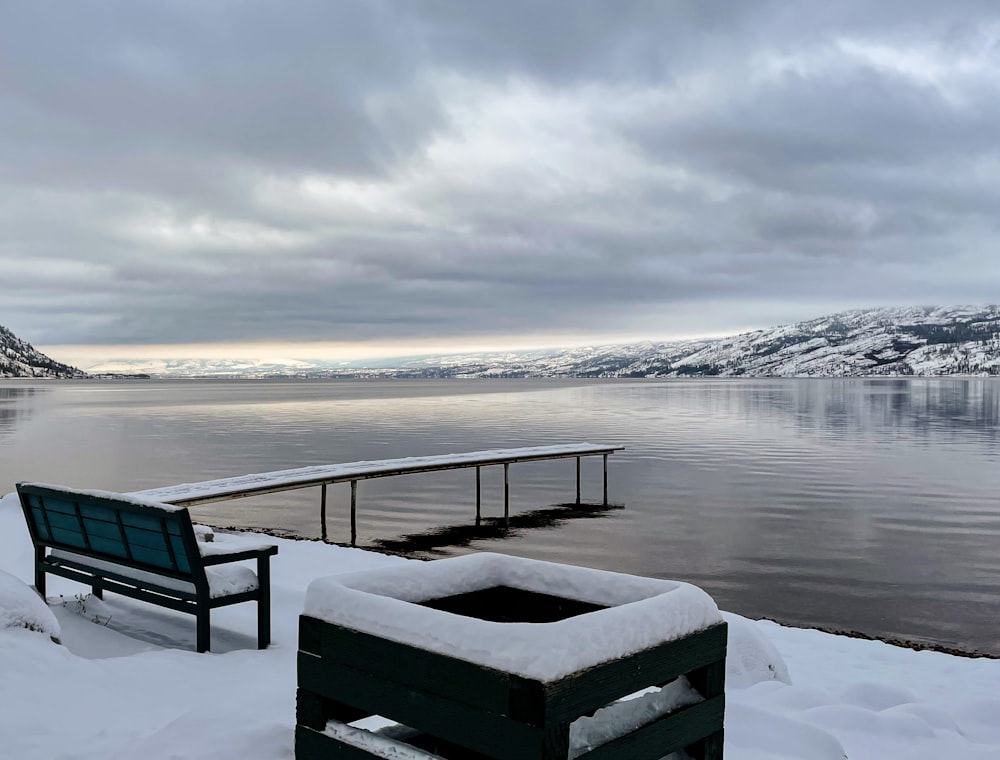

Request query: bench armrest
[{"left": 201, "top": 544, "right": 278, "bottom": 566}]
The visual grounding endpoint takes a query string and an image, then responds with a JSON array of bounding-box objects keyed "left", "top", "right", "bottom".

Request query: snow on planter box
[{"left": 297, "top": 552, "right": 727, "bottom": 760}]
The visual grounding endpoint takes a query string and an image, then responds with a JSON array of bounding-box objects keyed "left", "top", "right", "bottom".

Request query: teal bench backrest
[{"left": 17, "top": 483, "right": 198, "bottom": 580}]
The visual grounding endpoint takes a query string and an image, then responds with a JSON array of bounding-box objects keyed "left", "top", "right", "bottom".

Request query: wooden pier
[{"left": 130, "top": 444, "right": 624, "bottom": 545}]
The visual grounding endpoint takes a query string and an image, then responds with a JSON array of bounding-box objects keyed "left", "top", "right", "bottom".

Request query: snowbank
[
  {"left": 1, "top": 491, "right": 999, "bottom": 760},
  {"left": 722, "top": 610, "right": 792, "bottom": 688},
  {"left": 0, "top": 568, "right": 60, "bottom": 640}
]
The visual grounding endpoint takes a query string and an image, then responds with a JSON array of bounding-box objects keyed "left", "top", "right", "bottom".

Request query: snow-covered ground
[{"left": 1, "top": 490, "right": 998, "bottom": 760}]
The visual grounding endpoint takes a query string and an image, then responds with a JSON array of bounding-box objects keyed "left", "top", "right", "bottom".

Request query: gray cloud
[{"left": 2, "top": 1, "right": 999, "bottom": 351}]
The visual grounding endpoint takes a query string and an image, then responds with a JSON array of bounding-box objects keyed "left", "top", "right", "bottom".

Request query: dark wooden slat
[
  {"left": 296, "top": 689, "right": 328, "bottom": 731},
  {"left": 71, "top": 500, "right": 93, "bottom": 551},
  {"left": 78, "top": 503, "right": 119, "bottom": 523},
  {"left": 127, "top": 543, "right": 176, "bottom": 570},
  {"left": 113, "top": 508, "right": 135, "bottom": 562},
  {"left": 122, "top": 525, "right": 171, "bottom": 552},
  {"left": 169, "top": 535, "right": 191, "bottom": 573},
  {"left": 576, "top": 696, "right": 726, "bottom": 760},
  {"left": 38, "top": 497, "right": 80, "bottom": 515},
  {"left": 37, "top": 498, "right": 56, "bottom": 540},
  {"left": 688, "top": 658, "right": 727, "bottom": 700},
  {"left": 82, "top": 517, "right": 125, "bottom": 541},
  {"left": 48, "top": 527, "right": 89, "bottom": 549},
  {"left": 297, "top": 652, "right": 544, "bottom": 758},
  {"left": 539, "top": 624, "right": 728, "bottom": 724},
  {"left": 299, "top": 615, "right": 322, "bottom": 655},
  {"left": 29, "top": 507, "right": 52, "bottom": 541},
  {"left": 306, "top": 619, "right": 517, "bottom": 716},
  {"left": 296, "top": 688, "right": 371, "bottom": 728},
  {"left": 160, "top": 515, "right": 181, "bottom": 573},
  {"left": 397, "top": 729, "right": 498, "bottom": 759},
  {"left": 85, "top": 535, "right": 130, "bottom": 558},
  {"left": 296, "top": 725, "right": 391, "bottom": 760},
  {"left": 120, "top": 511, "right": 167, "bottom": 530},
  {"left": 44, "top": 510, "right": 87, "bottom": 533}
]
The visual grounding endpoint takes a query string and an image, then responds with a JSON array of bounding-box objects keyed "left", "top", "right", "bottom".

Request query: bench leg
[
  {"left": 34, "top": 548, "right": 47, "bottom": 599},
  {"left": 91, "top": 585, "right": 104, "bottom": 600},
  {"left": 196, "top": 608, "right": 211, "bottom": 653},
  {"left": 257, "top": 555, "right": 272, "bottom": 649}
]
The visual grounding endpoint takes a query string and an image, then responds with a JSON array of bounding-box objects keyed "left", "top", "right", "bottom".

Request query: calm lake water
[{"left": 2, "top": 377, "right": 999, "bottom": 655}]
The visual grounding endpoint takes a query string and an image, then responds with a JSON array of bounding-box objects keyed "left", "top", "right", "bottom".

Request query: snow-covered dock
[{"left": 130, "top": 444, "right": 624, "bottom": 543}]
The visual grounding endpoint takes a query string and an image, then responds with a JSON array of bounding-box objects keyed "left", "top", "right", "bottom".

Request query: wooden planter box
[{"left": 296, "top": 554, "right": 726, "bottom": 760}]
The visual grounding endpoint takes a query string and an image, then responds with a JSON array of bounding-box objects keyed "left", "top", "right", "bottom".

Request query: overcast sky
[{"left": 3, "top": 1, "right": 1000, "bottom": 364}]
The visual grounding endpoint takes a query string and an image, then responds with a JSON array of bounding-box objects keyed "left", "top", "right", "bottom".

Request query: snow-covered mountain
[
  {"left": 635, "top": 305, "right": 1000, "bottom": 379},
  {"left": 353, "top": 305, "right": 1000, "bottom": 378},
  {"left": 521, "top": 305, "right": 1000, "bottom": 378},
  {"left": 0, "top": 325, "right": 84, "bottom": 378},
  {"left": 74, "top": 305, "right": 1000, "bottom": 379}
]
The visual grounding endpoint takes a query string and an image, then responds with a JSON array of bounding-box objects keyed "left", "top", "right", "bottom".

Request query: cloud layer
[{"left": 3, "top": 1, "right": 999, "bottom": 352}]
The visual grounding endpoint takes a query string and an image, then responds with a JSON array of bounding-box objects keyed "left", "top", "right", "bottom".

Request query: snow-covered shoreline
[{"left": 1, "top": 491, "right": 998, "bottom": 759}]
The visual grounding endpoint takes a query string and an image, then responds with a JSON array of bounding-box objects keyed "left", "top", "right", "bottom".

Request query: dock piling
[
  {"left": 504, "top": 463, "right": 509, "bottom": 528},
  {"left": 320, "top": 483, "right": 328, "bottom": 542},
  {"left": 603, "top": 454, "right": 608, "bottom": 506},
  {"left": 350, "top": 480, "right": 358, "bottom": 546},
  {"left": 475, "top": 466, "right": 481, "bottom": 526}
]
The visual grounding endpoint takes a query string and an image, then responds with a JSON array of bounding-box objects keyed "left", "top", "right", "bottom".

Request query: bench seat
[
  {"left": 49, "top": 548, "right": 260, "bottom": 599},
  {"left": 17, "top": 482, "right": 278, "bottom": 652}
]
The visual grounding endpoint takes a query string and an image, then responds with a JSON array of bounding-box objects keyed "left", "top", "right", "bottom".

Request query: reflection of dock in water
[{"left": 373, "top": 501, "right": 625, "bottom": 556}]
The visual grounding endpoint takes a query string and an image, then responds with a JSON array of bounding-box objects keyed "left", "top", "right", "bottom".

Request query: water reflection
[
  {"left": 740, "top": 379, "right": 1000, "bottom": 443},
  {"left": 372, "top": 501, "right": 623, "bottom": 556},
  {"left": 0, "top": 385, "right": 40, "bottom": 440}
]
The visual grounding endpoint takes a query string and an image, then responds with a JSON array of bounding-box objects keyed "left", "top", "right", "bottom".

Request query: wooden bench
[{"left": 17, "top": 482, "right": 278, "bottom": 653}]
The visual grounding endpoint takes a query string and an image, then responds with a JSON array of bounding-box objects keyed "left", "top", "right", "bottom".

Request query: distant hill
[
  {"left": 79, "top": 305, "right": 1000, "bottom": 379},
  {"left": 396, "top": 305, "right": 1000, "bottom": 378},
  {"left": 0, "top": 325, "right": 84, "bottom": 378},
  {"left": 616, "top": 305, "right": 1000, "bottom": 379}
]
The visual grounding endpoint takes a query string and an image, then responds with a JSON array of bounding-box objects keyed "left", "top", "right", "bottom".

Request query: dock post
[
  {"left": 603, "top": 454, "right": 608, "bottom": 506},
  {"left": 503, "top": 463, "right": 509, "bottom": 528},
  {"left": 350, "top": 480, "right": 358, "bottom": 546},
  {"left": 475, "top": 466, "right": 481, "bottom": 526},
  {"left": 576, "top": 457, "right": 581, "bottom": 505},
  {"left": 320, "top": 483, "right": 328, "bottom": 542}
]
